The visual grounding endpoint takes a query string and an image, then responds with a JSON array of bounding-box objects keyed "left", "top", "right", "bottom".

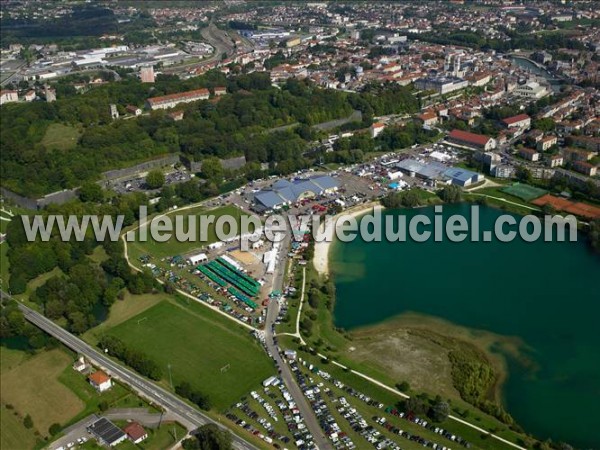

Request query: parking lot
[
  {"left": 109, "top": 168, "right": 191, "bottom": 195},
  {"left": 227, "top": 376, "right": 317, "bottom": 449}
]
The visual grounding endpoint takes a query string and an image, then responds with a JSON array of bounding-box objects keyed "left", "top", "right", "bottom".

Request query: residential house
[
  {"left": 89, "top": 370, "right": 112, "bottom": 392},
  {"left": 125, "top": 105, "right": 142, "bottom": 116},
  {"left": 573, "top": 161, "right": 598, "bottom": 177},
  {"left": 0, "top": 90, "right": 18, "bottom": 105},
  {"left": 502, "top": 114, "right": 531, "bottom": 130},
  {"left": 537, "top": 135, "right": 558, "bottom": 152},
  {"left": 370, "top": 122, "right": 386, "bottom": 138},
  {"left": 123, "top": 422, "right": 148, "bottom": 444},
  {"left": 547, "top": 154, "right": 564, "bottom": 168},
  {"left": 519, "top": 148, "right": 540, "bottom": 162}
]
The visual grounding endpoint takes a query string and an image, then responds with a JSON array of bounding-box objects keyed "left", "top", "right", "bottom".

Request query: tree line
[{"left": 98, "top": 335, "right": 162, "bottom": 381}]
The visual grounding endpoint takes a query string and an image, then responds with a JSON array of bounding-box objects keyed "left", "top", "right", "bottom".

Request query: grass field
[
  {"left": 0, "top": 403, "right": 39, "bottom": 450},
  {"left": 0, "top": 243, "right": 9, "bottom": 290},
  {"left": 129, "top": 204, "right": 249, "bottom": 260},
  {"left": 41, "top": 123, "right": 81, "bottom": 151},
  {"left": 105, "top": 299, "right": 275, "bottom": 411},
  {"left": 0, "top": 348, "right": 85, "bottom": 435},
  {"left": 83, "top": 292, "right": 163, "bottom": 344},
  {"left": 501, "top": 183, "right": 547, "bottom": 202}
]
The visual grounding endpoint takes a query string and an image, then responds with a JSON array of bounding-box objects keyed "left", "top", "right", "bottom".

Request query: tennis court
[{"left": 501, "top": 183, "right": 547, "bottom": 201}]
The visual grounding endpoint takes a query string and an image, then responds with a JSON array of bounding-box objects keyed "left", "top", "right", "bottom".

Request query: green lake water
[{"left": 330, "top": 204, "right": 600, "bottom": 448}]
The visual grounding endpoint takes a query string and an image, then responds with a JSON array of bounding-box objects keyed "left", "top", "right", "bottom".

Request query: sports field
[
  {"left": 106, "top": 300, "right": 275, "bottom": 410},
  {"left": 41, "top": 123, "right": 81, "bottom": 151},
  {"left": 501, "top": 183, "right": 547, "bottom": 201},
  {"left": 129, "top": 204, "right": 250, "bottom": 260}
]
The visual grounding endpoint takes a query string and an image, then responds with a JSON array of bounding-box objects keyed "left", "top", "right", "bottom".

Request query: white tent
[{"left": 188, "top": 253, "right": 208, "bottom": 265}]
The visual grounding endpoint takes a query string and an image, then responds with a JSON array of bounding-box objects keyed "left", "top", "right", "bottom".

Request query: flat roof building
[
  {"left": 88, "top": 418, "right": 127, "bottom": 447},
  {"left": 253, "top": 175, "right": 338, "bottom": 211}
]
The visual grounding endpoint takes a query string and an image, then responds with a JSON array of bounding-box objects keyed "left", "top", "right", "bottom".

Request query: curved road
[{"left": 6, "top": 298, "right": 258, "bottom": 450}]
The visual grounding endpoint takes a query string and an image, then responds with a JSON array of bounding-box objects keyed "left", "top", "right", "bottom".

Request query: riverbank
[{"left": 313, "top": 201, "right": 383, "bottom": 276}]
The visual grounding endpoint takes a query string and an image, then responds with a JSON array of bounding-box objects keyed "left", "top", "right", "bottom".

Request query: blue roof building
[
  {"left": 442, "top": 167, "right": 484, "bottom": 187},
  {"left": 253, "top": 175, "right": 339, "bottom": 211}
]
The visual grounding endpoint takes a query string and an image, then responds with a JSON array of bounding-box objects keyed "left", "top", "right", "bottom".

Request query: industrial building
[
  {"left": 88, "top": 418, "right": 127, "bottom": 447},
  {"left": 253, "top": 175, "right": 338, "bottom": 211},
  {"left": 396, "top": 159, "right": 484, "bottom": 187}
]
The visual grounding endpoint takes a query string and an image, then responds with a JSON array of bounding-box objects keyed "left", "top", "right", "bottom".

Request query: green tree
[
  {"left": 403, "top": 397, "right": 427, "bottom": 415},
  {"left": 146, "top": 170, "right": 165, "bottom": 189},
  {"left": 201, "top": 158, "right": 223, "bottom": 182},
  {"left": 78, "top": 182, "right": 104, "bottom": 203},
  {"left": 49, "top": 423, "right": 61, "bottom": 435},
  {"left": 515, "top": 166, "right": 532, "bottom": 183},
  {"left": 429, "top": 398, "right": 450, "bottom": 422},
  {"left": 438, "top": 185, "right": 462, "bottom": 203},
  {"left": 396, "top": 381, "right": 410, "bottom": 392},
  {"left": 23, "top": 414, "right": 33, "bottom": 429}
]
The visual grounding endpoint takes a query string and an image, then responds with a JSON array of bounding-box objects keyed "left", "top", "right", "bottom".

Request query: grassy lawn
[
  {"left": 40, "top": 123, "right": 81, "bottom": 151},
  {"left": 1, "top": 403, "right": 39, "bottom": 450},
  {"left": 0, "top": 243, "right": 9, "bottom": 290},
  {"left": 83, "top": 292, "right": 163, "bottom": 345},
  {"left": 104, "top": 299, "right": 275, "bottom": 411},
  {"left": 464, "top": 187, "right": 538, "bottom": 216},
  {"left": 143, "top": 422, "right": 187, "bottom": 450},
  {"left": 129, "top": 204, "right": 249, "bottom": 260},
  {"left": 0, "top": 348, "right": 85, "bottom": 437}
]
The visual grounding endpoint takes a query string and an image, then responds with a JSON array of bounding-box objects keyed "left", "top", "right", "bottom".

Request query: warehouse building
[
  {"left": 253, "top": 175, "right": 338, "bottom": 211},
  {"left": 88, "top": 418, "right": 127, "bottom": 447},
  {"left": 396, "top": 159, "right": 483, "bottom": 187}
]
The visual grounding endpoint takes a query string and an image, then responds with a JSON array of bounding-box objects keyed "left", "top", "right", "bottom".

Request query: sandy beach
[{"left": 313, "top": 201, "right": 383, "bottom": 276}]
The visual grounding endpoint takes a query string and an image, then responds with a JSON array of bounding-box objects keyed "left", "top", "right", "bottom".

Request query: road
[
  {"left": 264, "top": 242, "right": 332, "bottom": 450},
  {"left": 7, "top": 298, "right": 258, "bottom": 450}
]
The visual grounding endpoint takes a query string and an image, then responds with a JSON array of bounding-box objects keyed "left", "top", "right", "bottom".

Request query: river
[
  {"left": 331, "top": 204, "right": 600, "bottom": 448},
  {"left": 510, "top": 56, "right": 563, "bottom": 93}
]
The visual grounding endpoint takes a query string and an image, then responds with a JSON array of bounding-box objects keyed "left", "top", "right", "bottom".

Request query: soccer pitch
[{"left": 106, "top": 299, "right": 275, "bottom": 411}]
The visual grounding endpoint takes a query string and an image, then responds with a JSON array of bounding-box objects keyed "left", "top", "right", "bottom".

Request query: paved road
[
  {"left": 264, "top": 247, "right": 332, "bottom": 450},
  {"left": 8, "top": 299, "right": 258, "bottom": 450}
]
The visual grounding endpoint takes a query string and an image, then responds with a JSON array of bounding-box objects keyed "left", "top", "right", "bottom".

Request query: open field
[
  {"left": 128, "top": 204, "right": 249, "bottom": 260},
  {"left": 501, "top": 183, "right": 546, "bottom": 202},
  {"left": 105, "top": 299, "right": 275, "bottom": 411},
  {"left": 41, "top": 123, "right": 81, "bottom": 151},
  {"left": 344, "top": 313, "right": 523, "bottom": 403},
  {"left": 1, "top": 403, "right": 38, "bottom": 450},
  {"left": 0, "top": 243, "right": 9, "bottom": 289},
  {"left": 0, "top": 348, "right": 85, "bottom": 435},
  {"left": 83, "top": 292, "right": 163, "bottom": 344}
]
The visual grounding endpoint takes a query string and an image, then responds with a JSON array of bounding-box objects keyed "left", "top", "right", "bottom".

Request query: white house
[{"left": 88, "top": 370, "right": 112, "bottom": 392}]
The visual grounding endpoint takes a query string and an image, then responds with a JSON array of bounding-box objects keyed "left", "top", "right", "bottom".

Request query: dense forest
[{"left": 1, "top": 71, "right": 419, "bottom": 197}]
